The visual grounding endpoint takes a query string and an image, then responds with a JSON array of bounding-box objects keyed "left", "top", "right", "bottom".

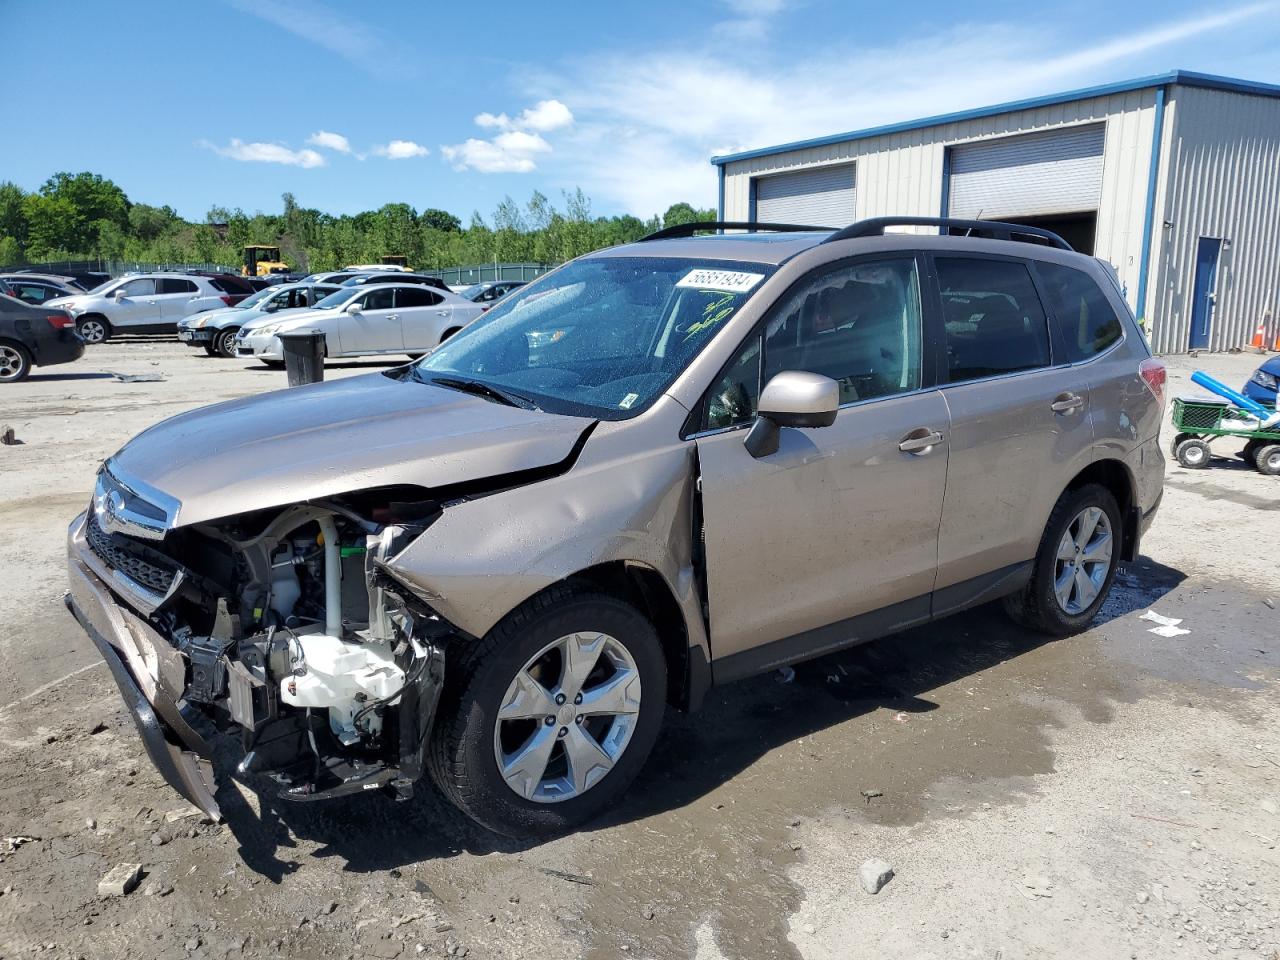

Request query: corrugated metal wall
[
  {"left": 1147, "top": 85, "right": 1280, "bottom": 353},
  {"left": 721, "top": 90, "right": 1159, "bottom": 325}
]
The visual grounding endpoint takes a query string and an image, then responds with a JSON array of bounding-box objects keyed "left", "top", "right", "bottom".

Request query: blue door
[{"left": 1189, "top": 237, "right": 1221, "bottom": 350}]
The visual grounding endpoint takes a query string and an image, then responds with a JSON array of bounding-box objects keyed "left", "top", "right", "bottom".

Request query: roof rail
[
  {"left": 639, "top": 220, "right": 832, "bottom": 241},
  {"left": 823, "top": 216, "right": 1072, "bottom": 250}
]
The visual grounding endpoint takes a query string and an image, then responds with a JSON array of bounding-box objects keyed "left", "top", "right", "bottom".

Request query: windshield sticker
[
  {"left": 675, "top": 269, "right": 764, "bottom": 293},
  {"left": 618, "top": 392, "right": 639, "bottom": 410}
]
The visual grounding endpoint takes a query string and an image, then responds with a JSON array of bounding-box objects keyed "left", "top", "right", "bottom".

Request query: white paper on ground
[
  {"left": 1149, "top": 624, "right": 1191, "bottom": 638},
  {"left": 1140, "top": 610, "right": 1183, "bottom": 627}
]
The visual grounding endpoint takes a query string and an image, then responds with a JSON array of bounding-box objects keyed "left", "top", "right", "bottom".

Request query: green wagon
[{"left": 1169, "top": 397, "right": 1280, "bottom": 475}]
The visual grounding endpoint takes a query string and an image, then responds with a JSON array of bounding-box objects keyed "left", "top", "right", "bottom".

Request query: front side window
[
  {"left": 414, "top": 257, "right": 775, "bottom": 419},
  {"left": 313, "top": 287, "right": 360, "bottom": 310},
  {"left": 937, "top": 258, "right": 1050, "bottom": 382},
  {"left": 1037, "top": 261, "right": 1123, "bottom": 362},
  {"left": 362, "top": 288, "right": 396, "bottom": 311},
  {"left": 118, "top": 278, "right": 156, "bottom": 297}
]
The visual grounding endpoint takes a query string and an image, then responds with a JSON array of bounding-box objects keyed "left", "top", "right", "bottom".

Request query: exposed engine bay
[{"left": 84, "top": 483, "right": 456, "bottom": 803}]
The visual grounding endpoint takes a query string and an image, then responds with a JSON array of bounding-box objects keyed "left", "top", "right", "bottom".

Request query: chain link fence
[{"left": 435, "top": 263, "right": 553, "bottom": 286}]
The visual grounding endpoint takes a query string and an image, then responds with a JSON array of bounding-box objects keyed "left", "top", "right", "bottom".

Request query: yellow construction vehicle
[
  {"left": 380, "top": 254, "right": 409, "bottom": 269},
  {"left": 242, "top": 245, "right": 290, "bottom": 277}
]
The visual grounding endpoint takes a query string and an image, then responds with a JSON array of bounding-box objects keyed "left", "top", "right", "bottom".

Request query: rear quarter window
[{"left": 1037, "top": 261, "right": 1123, "bottom": 362}]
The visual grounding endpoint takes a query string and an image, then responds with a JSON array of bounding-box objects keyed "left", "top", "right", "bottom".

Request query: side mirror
[
  {"left": 113, "top": 289, "right": 126, "bottom": 300},
  {"left": 345, "top": 301, "right": 363, "bottom": 314},
  {"left": 744, "top": 371, "right": 839, "bottom": 459}
]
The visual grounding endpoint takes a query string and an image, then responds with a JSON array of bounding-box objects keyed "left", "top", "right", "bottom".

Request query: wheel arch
[{"left": 1064, "top": 458, "right": 1138, "bottom": 561}]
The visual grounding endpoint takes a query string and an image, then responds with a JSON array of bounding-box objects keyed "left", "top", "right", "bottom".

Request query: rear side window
[
  {"left": 936, "top": 258, "right": 1050, "bottom": 382},
  {"left": 160, "top": 278, "right": 197, "bottom": 294},
  {"left": 1037, "top": 261, "right": 1123, "bottom": 362},
  {"left": 395, "top": 287, "right": 443, "bottom": 308}
]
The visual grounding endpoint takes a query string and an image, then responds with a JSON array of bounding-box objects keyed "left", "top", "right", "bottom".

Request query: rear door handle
[
  {"left": 898, "top": 429, "right": 945, "bottom": 454},
  {"left": 1051, "top": 393, "right": 1085, "bottom": 413},
  {"left": 435, "top": 310, "right": 450, "bottom": 317}
]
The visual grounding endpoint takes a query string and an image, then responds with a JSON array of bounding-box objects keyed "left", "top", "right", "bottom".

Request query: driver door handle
[
  {"left": 898, "top": 429, "right": 945, "bottom": 454},
  {"left": 1051, "top": 393, "right": 1085, "bottom": 414},
  {"left": 387, "top": 314, "right": 399, "bottom": 321}
]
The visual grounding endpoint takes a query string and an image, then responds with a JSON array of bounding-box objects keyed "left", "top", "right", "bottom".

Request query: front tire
[
  {"left": 1003, "top": 484, "right": 1122, "bottom": 636},
  {"left": 214, "top": 328, "right": 239, "bottom": 358},
  {"left": 259, "top": 359, "right": 285, "bottom": 369},
  {"left": 1175, "top": 437, "right": 1211, "bottom": 469},
  {"left": 428, "top": 587, "right": 666, "bottom": 837},
  {"left": 77, "top": 316, "right": 110, "bottom": 344},
  {"left": 1255, "top": 444, "right": 1280, "bottom": 476},
  {"left": 0, "top": 341, "right": 32, "bottom": 383}
]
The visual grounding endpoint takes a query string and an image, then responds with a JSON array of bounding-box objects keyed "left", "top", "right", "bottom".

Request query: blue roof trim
[{"left": 710, "top": 70, "right": 1280, "bottom": 166}]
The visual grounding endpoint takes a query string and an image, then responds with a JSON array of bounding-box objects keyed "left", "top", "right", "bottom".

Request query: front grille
[{"left": 86, "top": 516, "right": 179, "bottom": 594}]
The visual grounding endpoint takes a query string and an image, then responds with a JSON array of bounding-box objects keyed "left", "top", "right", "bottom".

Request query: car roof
[{"left": 591, "top": 230, "right": 833, "bottom": 265}]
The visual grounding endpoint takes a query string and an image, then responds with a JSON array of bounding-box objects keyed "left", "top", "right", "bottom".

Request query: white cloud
[
  {"left": 306, "top": 130, "right": 351, "bottom": 153},
  {"left": 372, "top": 139, "right": 429, "bottom": 159},
  {"left": 224, "top": 0, "right": 414, "bottom": 78},
  {"left": 442, "top": 131, "right": 552, "bottom": 173},
  {"left": 201, "top": 138, "right": 326, "bottom": 168},
  {"left": 445, "top": 99, "right": 572, "bottom": 173},
  {"left": 714, "top": 0, "right": 791, "bottom": 41},
  {"left": 528, "top": 2, "right": 1276, "bottom": 216}
]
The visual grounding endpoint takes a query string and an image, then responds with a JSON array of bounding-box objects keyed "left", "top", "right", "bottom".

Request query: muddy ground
[{"left": 1, "top": 342, "right": 1277, "bottom": 960}]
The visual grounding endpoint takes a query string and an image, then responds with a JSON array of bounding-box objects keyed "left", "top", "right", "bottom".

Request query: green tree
[
  {"left": 420, "top": 208, "right": 461, "bottom": 232},
  {"left": 0, "top": 235, "right": 21, "bottom": 266}
]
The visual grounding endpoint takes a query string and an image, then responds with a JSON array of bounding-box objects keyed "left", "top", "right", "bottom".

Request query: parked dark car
[
  {"left": 1243, "top": 355, "right": 1280, "bottom": 409},
  {"left": 189, "top": 272, "right": 257, "bottom": 306},
  {"left": 458, "top": 280, "right": 527, "bottom": 303},
  {"left": 339, "top": 272, "right": 449, "bottom": 292},
  {"left": 0, "top": 293, "right": 84, "bottom": 382},
  {"left": 0, "top": 277, "right": 77, "bottom": 305}
]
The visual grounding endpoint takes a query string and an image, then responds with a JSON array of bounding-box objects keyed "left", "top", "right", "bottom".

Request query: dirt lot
[{"left": 1, "top": 341, "right": 1277, "bottom": 960}]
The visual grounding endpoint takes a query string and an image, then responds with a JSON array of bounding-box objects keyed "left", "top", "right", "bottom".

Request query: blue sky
[{"left": 4, "top": 0, "right": 1279, "bottom": 223}]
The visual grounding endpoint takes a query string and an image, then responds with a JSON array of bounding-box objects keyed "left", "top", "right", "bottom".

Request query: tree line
[{"left": 0, "top": 172, "right": 716, "bottom": 272}]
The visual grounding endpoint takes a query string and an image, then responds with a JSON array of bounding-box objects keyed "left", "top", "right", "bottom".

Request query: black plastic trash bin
[{"left": 278, "top": 329, "right": 325, "bottom": 386}]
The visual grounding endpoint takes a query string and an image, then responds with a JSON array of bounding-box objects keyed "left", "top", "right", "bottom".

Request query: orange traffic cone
[
  {"left": 1272, "top": 328, "right": 1280, "bottom": 351},
  {"left": 1251, "top": 321, "right": 1267, "bottom": 348}
]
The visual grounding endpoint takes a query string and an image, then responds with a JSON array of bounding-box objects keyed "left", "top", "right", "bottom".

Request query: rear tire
[
  {"left": 1175, "top": 437, "right": 1211, "bottom": 469},
  {"left": 0, "top": 341, "right": 32, "bottom": 383},
  {"left": 428, "top": 587, "right": 666, "bottom": 838},
  {"left": 76, "top": 316, "right": 110, "bottom": 344},
  {"left": 1003, "top": 483, "right": 1122, "bottom": 636},
  {"left": 1242, "top": 438, "right": 1267, "bottom": 467},
  {"left": 202, "top": 343, "right": 218, "bottom": 356},
  {"left": 440, "top": 327, "right": 462, "bottom": 342},
  {"left": 1255, "top": 444, "right": 1280, "bottom": 476}
]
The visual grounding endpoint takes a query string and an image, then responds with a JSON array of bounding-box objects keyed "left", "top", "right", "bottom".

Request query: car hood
[
  {"left": 109, "top": 371, "right": 595, "bottom": 526},
  {"left": 179, "top": 305, "right": 243, "bottom": 328}
]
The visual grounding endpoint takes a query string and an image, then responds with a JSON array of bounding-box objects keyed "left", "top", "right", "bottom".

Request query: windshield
[
  {"left": 412, "top": 256, "right": 774, "bottom": 419},
  {"left": 312, "top": 287, "right": 361, "bottom": 309},
  {"left": 457, "top": 284, "right": 481, "bottom": 300},
  {"left": 238, "top": 286, "right": 281, "bottom": 310}
]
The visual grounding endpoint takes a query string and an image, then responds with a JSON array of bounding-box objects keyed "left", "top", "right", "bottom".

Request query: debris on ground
[
  {"left": 97, "top": 863, "right": 143, "bottom": 897},
  {"left": 3, "top": 835, "right": 38, "bottom": 853},
  {"left": 1140, "top": 609, "right": 1191, "bottom": 637},
  {"left": 108, "top": 371, "right": 166, "bottom": 383},
  {"left": 538, "top": 868, "right": 594, "bottom": 886},
  {"left": 861, "top": 789, "right": 883, "bottom": 803},
  {"left": 0, "top": 425, "right": 17, "bottom": 445},
  {"left": 859, "top": 858, "right": 894, "bottom": 894},
  {"left": 1021, "top": 875, "right": 1054, "bottom": 899}
]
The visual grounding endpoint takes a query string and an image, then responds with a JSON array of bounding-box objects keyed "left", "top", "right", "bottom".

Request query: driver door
[
  {"left": 337, "top": 287, "right": 402, "bottom": 354},
  {"left": 692, "top": 255, "right": 949, "bottom": 676},
  {"left": 109, "top": 277, "right": 161, "bottom": 329}
]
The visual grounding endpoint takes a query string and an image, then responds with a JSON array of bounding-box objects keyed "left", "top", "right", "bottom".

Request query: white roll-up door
[
  {"left": 948, "top": 125, "right": 1105, "bottom": 219},
  {"left": 754, "top": 164, "right": 856, "bottom": 227}
]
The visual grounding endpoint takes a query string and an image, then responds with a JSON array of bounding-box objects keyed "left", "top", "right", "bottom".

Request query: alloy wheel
[
  {"left": 79, "top": 319, "right": 106, "bottom": 343},
  {"left": 1053, "top": 506, "right": 1113, "bottom": 615},
  {"left": 0, "top": 344, "right": 28, "bottom": 382},
  {"left": 493, "top": 631, "right": 641, "bottom": 803}
]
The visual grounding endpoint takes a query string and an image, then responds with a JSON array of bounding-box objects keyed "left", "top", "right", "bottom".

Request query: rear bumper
[
  {"left": 31, "top": 333, "right": 85, "bottom": 368},
  {"left": 65, "top": 513, "right": 221, "bottom": 820}
]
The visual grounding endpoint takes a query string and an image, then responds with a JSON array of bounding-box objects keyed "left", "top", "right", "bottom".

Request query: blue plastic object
[{"left": 1190, "top": 370, "right": 1273, "bottom": 418}]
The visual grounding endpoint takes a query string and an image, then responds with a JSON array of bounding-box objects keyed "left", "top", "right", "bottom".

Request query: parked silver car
[
  {"left": 66, "top": 217, "right": 1165, "bottom": 837},
  {"left": 48, "top": 273, "right": 233, "bottom": 343},
  {"left": 176, "top": 282, "right": 342, "bottom": 357}
]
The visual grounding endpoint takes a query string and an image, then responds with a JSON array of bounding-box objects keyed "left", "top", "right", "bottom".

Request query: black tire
[
  {"left": 76, "top": 315, "right": 110, "bottom": 344},
  {"left": 202, "top": 343, "right": 218, "bottom": 356},
  {"left": 1175, "top": 437, "right": 1212, "bottom": 469},
  {"left": 1242, "top": 438, "right": 1267, "bottom": 467},
  {"left": 214, "top": 328, "right": 239, "bottom": 358},
  {"left": 440, "top": 327, "right": 462, "bottom": 342},
  {"left": 428, "top": 586, "right": 666, "bottom": 837},
  {"left": 259, "top": 359, "right": 285, "bottom": 370},
  {"left": 1255, "top": 444, "right": 1280, "bottom": 476},
  {"left": 0, "top": 340, "right": 32, "bottom": 383},
  {"left": 1170, "top": 432, "right": 1196, "bottom": 459},
  {"left": 1003, "top": 483, "right": 1122, "bottom": 636}
]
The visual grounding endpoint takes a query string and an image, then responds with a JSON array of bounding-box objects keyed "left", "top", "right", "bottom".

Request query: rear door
[
  {"left": 694, "top": 254, "right": 949, "bottom": 672},
  {"left": 396, "top": 286, "right": 448, "bottom": 350},
  {"left": 336, "top": 287, "right": 400, "bottom": 354},
  {"left": 158, "top": 277, "right": 203, "bottom": 320},
  {"left": 930, "top": 255, "right": 1093, "bottom": 606}
]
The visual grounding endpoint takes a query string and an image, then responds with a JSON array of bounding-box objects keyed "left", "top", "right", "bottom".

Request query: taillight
[
  {"left": 1139, "top": 357, "right": 1166, "bottom": 407},
  {"left": 46, "top": 314, "right": 75, "bottom": 330},
  {"left": 220, "top": 295, "right": 233, "bottom": 306}
]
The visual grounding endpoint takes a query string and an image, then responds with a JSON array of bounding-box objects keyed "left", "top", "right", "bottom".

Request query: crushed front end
[{"left": 66, "top": 463, "right": 454, "bottom": 820}]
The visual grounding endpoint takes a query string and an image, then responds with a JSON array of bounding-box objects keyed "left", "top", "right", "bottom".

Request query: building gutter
[
  {"left": 1135, "top": 84, "right": 1168, "bottom": 329},
  {"left": 716, "top": 165, "right": 726, "bottom": 227}
]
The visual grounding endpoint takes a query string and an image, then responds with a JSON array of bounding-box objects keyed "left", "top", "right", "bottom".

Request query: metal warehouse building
[{"left": 712, "top": 71, "right": 1280, "bottom": 354}]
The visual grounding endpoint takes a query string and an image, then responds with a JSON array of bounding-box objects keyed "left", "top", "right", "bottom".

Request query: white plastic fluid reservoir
[{"left": 279, "top": 632, "right": 405, "bottom": 744}]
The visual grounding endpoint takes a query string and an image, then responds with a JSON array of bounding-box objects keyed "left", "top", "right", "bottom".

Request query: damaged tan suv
[{"left": 66, "top": 217, "right": 1166, "bottom": 837}]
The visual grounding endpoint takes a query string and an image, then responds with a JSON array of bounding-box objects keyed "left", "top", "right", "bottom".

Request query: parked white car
[
  {"left": 234, "top": 283, "right": 485, "bottom": 366},
  {"left": 48, "top": 273, "right": 232, "bottom": 343}
]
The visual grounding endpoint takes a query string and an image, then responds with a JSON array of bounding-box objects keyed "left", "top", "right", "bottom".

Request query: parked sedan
[
  {"left": 0, "top": 293, "right": 83, "bottom": 382},
  {"left": 0, "top": 277, "right": 76, "bottom": 305},
  {"left": 47, "top": 273, "right": 233, "bottom": 343},
  {"left": 177, "top": 282, "right": 342, "bottom": 357},
  {"left": 339, "top": 272, "right": 450, "bottom": 292},
  {"left": 234, "top": 283, "right": 484, "bottom": 366},
  {"left": 1243, "top": 356, "right": 1280, "bottom": 409}
]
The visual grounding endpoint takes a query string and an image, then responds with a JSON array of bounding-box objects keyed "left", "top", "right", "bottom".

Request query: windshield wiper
[{"left": 427, "top": 376, "right": 538, "bottom": 410}]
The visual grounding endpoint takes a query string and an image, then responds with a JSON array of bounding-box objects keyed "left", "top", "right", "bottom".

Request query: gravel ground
[{"left": 0, "top": 340, "right": 1277, "bottom": 960}]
